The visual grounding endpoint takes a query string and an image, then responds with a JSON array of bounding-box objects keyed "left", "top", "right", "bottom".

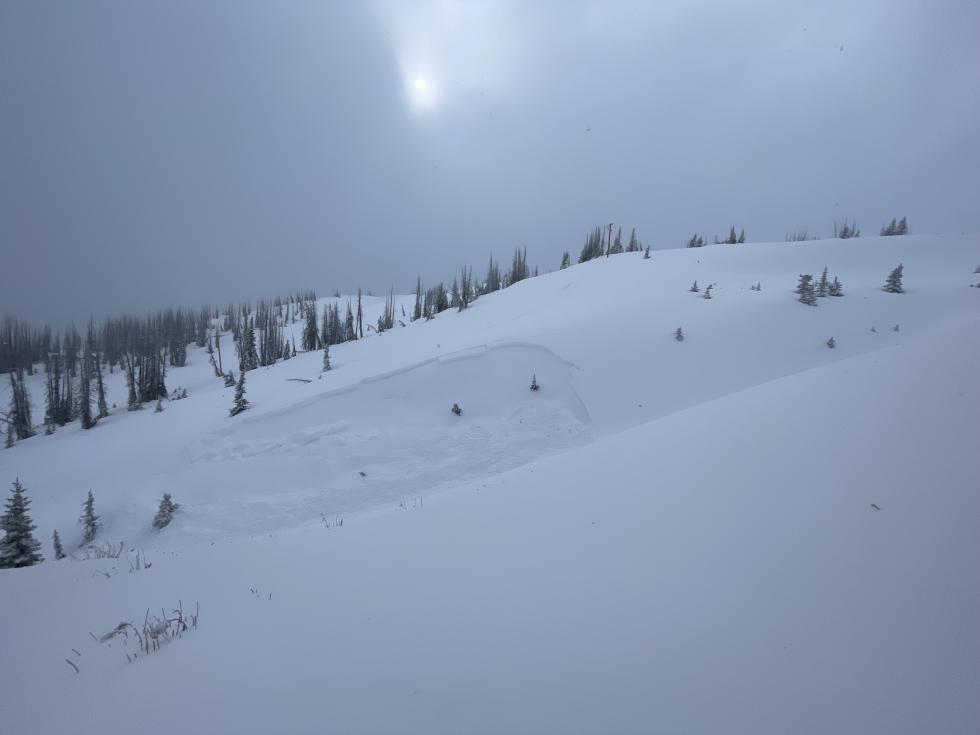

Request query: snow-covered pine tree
[
  {"left": 643, "top": 246, "right": 650, "bottom": 259},
  {"left": 7, "top": 371, "right": 35, "bottom": 440},
  {"left": 689, "top": 280, "right": 699, "bottom": 293},
  {"left": 4, "top": 422, "right": 14, "bottom": 449},
  {"left": 153, "top": 493, "right": 179, "bottom": 530},
  {"left": 224, "top": 369, "right": 236, "bottom": 388},
  {"left": 738, "top": 229, "right": 746, "bottom": 243},
  {"left": 52, "top": 529, "right": 65, "bottom": 560},
  {"left": 560, "top": 252, "right": 571, "bottom": 270},
  {"left": 702, "top": 284, "right": 713, "bottom": 299},
  {"left": 95, "top": 354, "right": 109, "bottom": 419},
  {"left": 451, "top": 403, "right": 462, "bottom": 416},
  {"left": 883, "top": 263, "right": 904, "bottom": 293},
  {"left": 626, "top": 228, "right": 639, "bottom": 253},
  {"left": 80, "top": 490, "right": 99, "bottom": 545},
  {"left": 610, "top": 227, "right": 623, "bottom": 254},
  {"left": 322, "top": 343, "right": 331, "bottom": 372},
  {"left": 797, "top": 274, "right": 817, "bottom": 305},
  {"left": 826, "top": 336, "right": 836, "bottom": 349},
  {"left": 230, "top": 371, "right": 249, "bottom": 416},
  {"left": 413, "top": 275, "right": 424, "bottom": 320},
  {"left": 0, "top": 479, "right": 44, "bottom": 568},
  {"left": 816, "top": 267, "right": 830, "bottom": 297},
  {"left": 302, "top": 303, "right": 319, "bottom": 351},
  {"left": 675, "top": 327, "right": 684, "bottom": 342},
  {"left": 828, "top": 277, "right": 844, "bottom": 296},
  {"left": 530, "top": 374, "right": 540, "bottom": 391}
]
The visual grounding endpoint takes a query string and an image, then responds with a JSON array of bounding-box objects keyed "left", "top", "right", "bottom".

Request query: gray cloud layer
[{"left": 2, "top": 0, "right": 978, "bottom": 323}]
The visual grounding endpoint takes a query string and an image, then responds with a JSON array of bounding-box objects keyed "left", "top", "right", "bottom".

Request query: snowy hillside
[{"left": 2, "top": 235, "right": 979, "bottom": 734}]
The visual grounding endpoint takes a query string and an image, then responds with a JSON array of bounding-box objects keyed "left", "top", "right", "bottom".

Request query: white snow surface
[{"left": 1, "top": 235, "right": 979, "bottom": 734}]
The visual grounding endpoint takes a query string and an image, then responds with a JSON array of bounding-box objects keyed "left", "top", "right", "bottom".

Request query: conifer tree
[
  {"left": 530, "top": 374, "right": 540, "bottom": 391},
  {"left": 626, "top": 228, "right": 639, "bottom": 253},
  {"left": 797, "top": 274, "right": 817, "bottom": 305},
  {"left": 79, "top": 349, "right": 95, "bottom": 430},
  {"left": 826, "top": 336, "right": 836, "bottom": 349},
  {"left": 4, "top": 422, "right": 13, "bottom": 449},
  {"left": 153, "top": 493, "right": 179, "bottom": 530},
  {"left": 95, "top": 355, "right": 109, "bottom": 419},
  {"left": 675, "top": 327, "right": 684, "bottom": 342},
  {"left": 816, "top": 267, "right": 830, "bottom": 298},
  {"left": 643, "top": 246, "right": 650, "bottom": 259},
  {"left": 52, "top": 529, "right": 65, "bottom": 560},
  {"left": 80, "top": 490, "right": 99, "bottom": 545},
  {"left": 302, "top": 303, "right": 319, "bottom": 352},
  {"left": 413, "top": 276, "right": 424, "bottom": 320},
  {"left": 610, "top": 227, "right": 623, "bottom": 254},
  {"left": 703, "top": 284, "right": 713, "bottom": 299},
  {"left": 828, "top": 277, "right": 844, "bottom": 296},
  {"left": 560, "top": 252, "right": 571, "bottom": 270},
  {"left": 357, "top": 289, "right": 364, "bottom": 339},
  {"left": 689, "top": 280, "right": 699, "bottom": 293},
  {"left": 738, "top": 228, "right": 746, "bottom": 243},
  {"left": 883, "top": 263, "right": 904, "bottom": 293},
  {"left": 230, "top": 371, "right": 249, "bottom": 416},
  {"left": 322, "top": 343, "right": 331, "bottom": 372},
  {"left": 224, "top": 369, "right": 236, "bottom": 388},
  {"left": 0, "top": 479, "right": 44, "bottom": 568}
]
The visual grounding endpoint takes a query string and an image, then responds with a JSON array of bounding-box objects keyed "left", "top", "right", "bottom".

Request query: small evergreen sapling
[
  {"left": 322, "top": 343, "right": 331, "bottom": 372},
  {"left": 689, "top": 280, "right": 699, "bottom": 293},
  {"left": 0, "top": 479, "right": 44, "bottom": 568},
  {"left": 702, "top": 284, "right": 713, "bottom": 299},
  {"left": 674, "top": 327, "right": 684, "bottom": 342},
  {"left": 80, "top": 490, "right": 99, "bottom": 545},
  {"left": 153, "top": 494, "right": 179, "bottom": 530},
  {"left": 828, "top": 277, "right": 844, "bottom": 296},
  {"left": 53, "top": 529, "right": 65, "bottom": 560},
  {"left": 643, "top": 246, "right": 650, "bottom": 259},
  {"left": 230, "top": 371, "right": 249, "bottom": 416},
  {"left": 797, "top": 274, "right": 817, "bottom": 306},
  {"left": 530, "top": 374, "right": 540, "bottom": 391},
  {"left": 451, "top": 403, "right": 462, "bottom": 416},
  {"left": 816, "top": 267, "right": 830, "bottom": 297},
  {"left": 826, "top": 336, "right": 836, "bottom": 349},
  {"left": 224, "top": 370, "right": 236, "bottom": 388},
  {"left": 883, "top": 263, "right": 904, "bottom": 293}
]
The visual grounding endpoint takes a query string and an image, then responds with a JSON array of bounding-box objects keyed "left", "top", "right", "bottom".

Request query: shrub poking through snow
[
  {"left": 702, "top": 284, "right": 713, "bottom": 299},
  {"left": 153, "top": 493, "right": 179, "bottom": 530},
  {"left": 530, "top": 374, "right": 540, "bottom": 391},
  {"left": 797, "top": 274, "right": 817, "bottom": 305},
  {"left": 884, "top": 263, "right": 904, "bottom": 293},
  {"left": 451, "top": 403, "right": 462, "bottom": 416},
  {"left": 0, "top": 478, "right": 44, "bottom": 569},
  {"left": 828, "top": 277, "right": 844, "bottom": 296},
  {"left": 643, "top": 246, "right": 650, "bottom": 259},
  {"left": 80, "top": 490, "right": 99, "bottom": 546},
  {"left": 97, "top": 600, "right": 199, "bottom": 662},
  {"left": 689, "top": 280, "right": 699, "bottom": 293},
  {"left": 223, "top": 370, "right": 236, "bottom": 388},
  {"left": 675, "top": 327, "right": 684, "bottom": 342},
  {"left": 826, "top": 336, "right": 836, "bottom": 349}
]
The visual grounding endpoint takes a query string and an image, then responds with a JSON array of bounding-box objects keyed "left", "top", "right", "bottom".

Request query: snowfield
[{"left": 1, "top": 235, "right": 979, "bottom": 734}]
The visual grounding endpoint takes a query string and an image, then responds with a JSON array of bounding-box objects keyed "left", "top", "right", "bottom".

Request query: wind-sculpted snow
[{"left": 180, "top": 343, "right": 591, "bottom": 536}]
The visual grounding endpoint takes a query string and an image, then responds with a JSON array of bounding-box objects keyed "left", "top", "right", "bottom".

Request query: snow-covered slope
[{"left": 1, "top": 236, "right": 978, "bottom": 734}]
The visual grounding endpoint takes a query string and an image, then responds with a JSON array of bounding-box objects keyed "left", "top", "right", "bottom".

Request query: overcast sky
[{"left": 2, "top": 0, "right": 978, "bottom": 324}]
